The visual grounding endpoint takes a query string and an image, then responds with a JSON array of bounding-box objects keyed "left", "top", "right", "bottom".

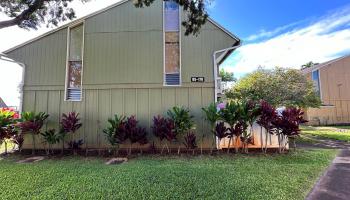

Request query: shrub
[
  {"left": 183, "top": 132, "right": 197, "bottom": 154},
  {"left": 256, "top": 100, "right": 277, "bottom": 153},
  {"left": 41, "top": 129, "right": 60, "bottom": 155},
  {"left": 103, "top": 115, "right": 127, "bottom": 156},
  {"left": 18, "top": 111, "right": 49, "bottom": 155},
  {"left": 151, "top": 115, "right": 175, "bottom": 153},
  {"left": 59, "top": 112, "right": 82, "bottom": 154},
  {"left": 68, "top": 139, "right": 84, "bottom": 155},
  {"left": 167, "top": 106, "right": 195, "bottom": 154},
  {"left": 214, "top": 122, "right": 228, "bottom": 144},
  {"left": 202, "top": 103, "right": 221, "bottom": 153},
  {"left": 272, "top": 107, "right": 307, "bottom": 152},
  {"left": 125, "top": 116, "right": 148, "bottom": 154}
]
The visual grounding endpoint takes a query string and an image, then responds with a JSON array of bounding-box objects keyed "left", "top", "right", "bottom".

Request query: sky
[{"left": 0, "top": 0, "right": 350, "bottom": 106}]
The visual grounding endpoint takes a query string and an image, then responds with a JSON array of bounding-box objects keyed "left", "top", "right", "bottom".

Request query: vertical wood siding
[
  {"left": 7, "top": 0, "right": 237, "bottom": 149},
  {"left": 305, "top": 56, "right": 350, "bottom": 125}
]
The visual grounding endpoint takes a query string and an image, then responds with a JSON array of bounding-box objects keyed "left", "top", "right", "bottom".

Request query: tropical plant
[
  {"left": 0, "top": 108, "right": 19, "bottom": 154},
  {"left": 183, "top": 132, "right": 197, "bottom": 154},
  {"left": 219, "top": 101, "right": 242, "bottom": 153},
  {"left": 239, "top": 100, "right": 261, "bottom": 153},
  {"left": 125, "top": 116, "right": 148, "bottom": 154},
  {"left": 272, "top": 107, "right": 307, "bottom": 152},
  {"left": 151, "top": 116, "right": 175, "bottom": 154},
  {"left": 18, "top": 111, "right": 49, "bottom": 155},
  {"left": 256, "top": 100, "right": 277, "bottom": 153},
  {"left": 167, "top": 106, "right": 195, "bottom": 154},
  {"left": 214, "top": 122, "right": 229, "bottom": 151},
  {"left": 103, "top": 115, "right": 127, "bottom": 156},
  {"left": 41, "top": 129, "right": 60, "bottom": 155},
  {"left": 202, "top": 103, "right": 221, "bottom": 153},
  {"left": 68, "top": 139, "right": 84, "bottom": 155},
  {"left": 59, "top": 112, "right": 82, "bottom": 154}
]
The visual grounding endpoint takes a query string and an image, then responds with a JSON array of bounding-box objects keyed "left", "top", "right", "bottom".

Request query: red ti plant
[
  {"left": 214, "top": 122, "right": 229, "bottom": 151},
  {"left": 151, "top": 116, "right": 175, "bottom": 154},
  {"left": 125, "top": 116, "right": 148, "bottom": 155},
  {"left": 256, "top": 100, "right": 277, "bottom": 153},
  {"left": 60, "top": 112, "right": 82, "bottom": 154},
  {"left": 272, "top": 107, "right": 307, "bottom": 152},
  {"left": 18, "top": 112, "right": 49, "bottom": 155},
  {"left": 183, "top": 132, "right": 197, "bottom": 155}
]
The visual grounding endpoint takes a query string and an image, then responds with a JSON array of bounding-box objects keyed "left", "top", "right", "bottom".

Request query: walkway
[{"left": 306, "top": 149, "right": 350, "bottom": 200}]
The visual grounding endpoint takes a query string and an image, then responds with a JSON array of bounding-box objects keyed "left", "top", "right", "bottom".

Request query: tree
[
  {"left": 226, "top": 67, "right": 321, "bottom": 108},
  {"left": 301, "top": 61, "right": 318, "bottom": 70},
  {"left": 219, "top": 69, "right": 236, "bottom": 82},
  {"left": 0, "top": 0, "right": 209, "bottom": 36}
]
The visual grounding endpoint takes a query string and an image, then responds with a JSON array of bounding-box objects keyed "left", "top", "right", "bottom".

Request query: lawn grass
[
  {"left": 301, "top": 126, "right": 350, "bottom": 142},
  {"left": 0, "top": 149, "right": 337, "bottom": 200}
]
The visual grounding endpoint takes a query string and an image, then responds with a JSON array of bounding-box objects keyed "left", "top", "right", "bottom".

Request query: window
[
  {"left": 65, "top": 23, "right": 84, "bottom": 101},
  {"left": 312, "top": 70, "right": 321, "bottom": 97},
  {"left": 164, "top": 0, "right": 181, "bottom": 86}
]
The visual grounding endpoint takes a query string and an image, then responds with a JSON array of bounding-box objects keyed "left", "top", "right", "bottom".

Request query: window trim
[
  {"left": 312, "top": 69, "right": 322, "bottom": 101},
  {"left": 64, "top": 21, "right": 85, "bottom": 101},
  {"left": 163, "top": 1, "right": 182, "bottom": 87}
]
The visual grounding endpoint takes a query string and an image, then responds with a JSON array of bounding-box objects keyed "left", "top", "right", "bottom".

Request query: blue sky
[{"left": 207, "top": 0, "right": 350, "bottom": 78}]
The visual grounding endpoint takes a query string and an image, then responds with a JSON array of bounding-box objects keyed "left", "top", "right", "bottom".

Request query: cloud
[{"left": 222, "top": 4, "right": 350, "bottom": 79}]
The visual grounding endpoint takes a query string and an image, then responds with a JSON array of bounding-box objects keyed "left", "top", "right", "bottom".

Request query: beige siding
[
  {"left": 305, "top": 56, "right": 350, "bottom": 125},
  {"left": 7, "top": 0, "right": 237, "bottom": 149}
]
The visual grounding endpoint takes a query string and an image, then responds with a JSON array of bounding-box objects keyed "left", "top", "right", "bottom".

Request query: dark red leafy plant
[
  {"left": 272, "top": 107, "right": 307, "bottom": 152},
  {"left": 256, "top": 100, "right": 277, "bottom": 153},
  {"left": 59, "top": 112, "right": 82, "bottom": 154},
  {"left": 183, "top": 132, "right": 197, "bottom": 154},
  {"left": 215, "top": 122, "right": 229, "bottom": 144},
  {"left": 125, "top": 116, "right": 148, "bottom": 154},
  {"left": 151, "top": 115, "right": 175, "bottom": 154}
]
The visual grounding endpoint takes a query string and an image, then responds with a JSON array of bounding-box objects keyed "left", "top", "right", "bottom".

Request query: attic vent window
[
  {"left": 164, "top": 0, "right": 181, "bottom": 86},
  {"left": 65, "top": 23, "right": 84, "bottom": 101}
]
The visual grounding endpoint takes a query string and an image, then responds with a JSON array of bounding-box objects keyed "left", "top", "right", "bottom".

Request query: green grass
[
  {"left": 301, "top": 126, "right": 350, "bottom": 142},
  {"left": 0, "top": 149, "right": 337, "bottom": 200}
]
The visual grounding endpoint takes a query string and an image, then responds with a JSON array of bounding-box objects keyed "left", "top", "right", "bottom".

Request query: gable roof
[
  {"left": 3, "top": 0, "right": 240, "bottom": 54},
  {"left": 0, "top": 97, "right": 7, "bottom": 108},
  {"left": 301, "top": 54, "right": 350, "bottom": 74}
]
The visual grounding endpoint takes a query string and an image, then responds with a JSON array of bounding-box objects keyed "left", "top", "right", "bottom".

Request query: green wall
[{"left": 7, "top": 0, "right": 237, "bottom": 149}]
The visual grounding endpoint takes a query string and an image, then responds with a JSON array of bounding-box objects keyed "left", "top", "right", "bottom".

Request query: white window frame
[
  {"left": 163, "top": 1, "right": 182, "bottom": 87},
  {"left": 312, "top": 69, "right": 322, "bottom": 101},
  {"left": 64, "top": 21, "right": 85, "bottom": 101}
]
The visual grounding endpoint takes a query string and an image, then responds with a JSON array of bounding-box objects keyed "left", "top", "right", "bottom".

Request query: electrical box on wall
[{"left": 191, "top": 77, "right": 205, "bottom": 82}]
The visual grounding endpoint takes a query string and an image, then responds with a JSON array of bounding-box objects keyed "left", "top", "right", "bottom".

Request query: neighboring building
[
  {"left": 0, "top": 97, "right": 7, "bottom": 108},
  {"left": 302, "top": 54, "right": 350, "bottom": 125}
]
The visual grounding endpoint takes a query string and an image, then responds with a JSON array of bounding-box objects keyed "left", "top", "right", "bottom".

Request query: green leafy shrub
[
  {"left": 41, "top": 129, "right": 60, "bottom": 155},
  {"left": 167, "top": 106, "right": 195, "bottom": 154},
  {"left": 18, "top": 111, "right": 49, "bottom": 155}
]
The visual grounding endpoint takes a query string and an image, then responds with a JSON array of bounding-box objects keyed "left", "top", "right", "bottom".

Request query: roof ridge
[{"left": 3, "top": 0, "right": 240, "bottom": 54}]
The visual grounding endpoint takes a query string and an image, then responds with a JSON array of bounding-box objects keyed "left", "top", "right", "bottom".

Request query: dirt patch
[
  {"left": 105, "top": 157, "right": 128, "bottom": 165},
  {"left": 17, "top": 156, "right": 45, "bottom": 163}
]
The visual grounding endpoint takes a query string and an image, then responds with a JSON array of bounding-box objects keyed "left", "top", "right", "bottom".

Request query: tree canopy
[
  {"left": 301, "top": 61, "right": 318, "bottom": 70},
  {"left": 0, "top": 0, "right": 209, "bottom": 36},
  {"left": 226, "top": 67, "right": 321, "bottom": 108},
  {"left": 219, "top": 69, "right": 236, "bottom": 82}
]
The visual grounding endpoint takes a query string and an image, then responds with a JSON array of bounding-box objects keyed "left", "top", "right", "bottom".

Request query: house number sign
[{"left": 191, "top": 77, "right": 205, "bottom": 82}]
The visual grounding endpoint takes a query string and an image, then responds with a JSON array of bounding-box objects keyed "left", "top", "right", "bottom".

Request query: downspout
[
  {"left": 212, "top": 43, "right": 241, "bottom": 102},
  {"left": 0, "top": 53, "right": 25, "bottom": 113}
]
